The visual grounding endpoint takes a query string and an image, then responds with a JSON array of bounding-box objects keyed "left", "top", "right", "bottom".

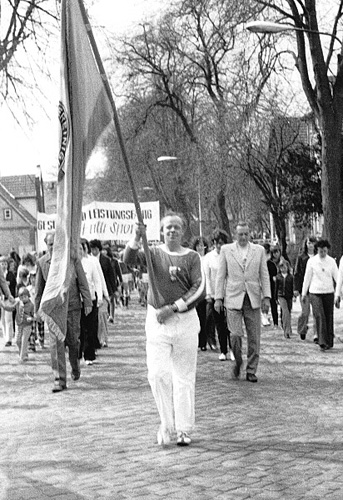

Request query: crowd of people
[
  {"left": 0, "top": 236, "right": 136, "bottom": 392},
  {"left": 2, "top": 216, "right": 343, "bottom": 447}
]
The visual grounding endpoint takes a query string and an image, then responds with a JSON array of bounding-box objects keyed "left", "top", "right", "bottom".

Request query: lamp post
[
  {"left": 157, "top": 156, "right": 203, "bottom": 237},
  {"left": 246, "top": 20, "right": 341, "bottom": 44}
]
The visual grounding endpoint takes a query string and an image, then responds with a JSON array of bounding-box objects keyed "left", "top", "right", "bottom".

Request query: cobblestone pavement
[{"left": 1, "top": 295, "right": 343, "bottom": 500}]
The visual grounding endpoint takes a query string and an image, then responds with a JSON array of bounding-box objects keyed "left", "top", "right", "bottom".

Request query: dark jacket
[
  {"left": 99, "top": 254, "right": 117, "bottom": 296},
  {"left": 275, "top": 273, "right": 294, "bottom": 301},
  {"left": 293, "top": 253, "right": 309, "bottom": 293},
  {"left": 35, "top": 254, "right": 92, "bottom": 313},
  {"left": 4, "top": 270, "right": 16, "bottom": 297}
]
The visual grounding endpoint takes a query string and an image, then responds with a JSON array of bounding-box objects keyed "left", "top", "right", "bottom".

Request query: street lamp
[
  {"left": 246, "top": 20, "right": 342, "bottom": 44},
  {"left": 157, "top": 155, "right": 203, "bottom": 237}
]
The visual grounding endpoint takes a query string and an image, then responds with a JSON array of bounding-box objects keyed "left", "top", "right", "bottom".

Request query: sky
[{"left": 0, "top": 0, "right": 164, "bottom": 180}]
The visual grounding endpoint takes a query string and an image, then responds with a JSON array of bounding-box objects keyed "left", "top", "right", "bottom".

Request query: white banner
[
  {"left": 37, "top": 213, "right": 57, "bottom": 253},
  {"left": 37, "top": 201, "right": 160, "bottom": 253}
]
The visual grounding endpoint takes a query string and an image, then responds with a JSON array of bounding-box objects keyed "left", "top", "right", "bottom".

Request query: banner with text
[{"left": 37, "top": 201, "right": 160, "bottom": 252}]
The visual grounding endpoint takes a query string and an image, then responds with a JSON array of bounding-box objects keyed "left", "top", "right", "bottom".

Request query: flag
[{"left": 40, "top": 0, "right": 113, "bottom": 340}]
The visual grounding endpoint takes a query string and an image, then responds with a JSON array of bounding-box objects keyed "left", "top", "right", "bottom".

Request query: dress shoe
[
  {"left": 300, "top": 333, "right": 306, "bottom": 340},
  {"left": 177, "top": 431, "right": 191, "bottom": 446},
  {"left": 246, "top": 373, "right": 258, "bottom": 383},
  {"left": 71, "top": 371, "right": 80, "bottom": 381},
  {"left": 4, "top": 341, "right": 12, "bottom": 347},
  {"left": 232, "top": 360, "right": 242, "bottom": 379},
  {"left": 52, "top": 384, "right": 67, "bottom": 393},
  {"left": 313, "top": 337, "right": 319, "bottom": 344}
]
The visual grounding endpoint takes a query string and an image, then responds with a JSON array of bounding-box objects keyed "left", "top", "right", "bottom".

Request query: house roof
[
  {"left": 0, "top": 182, "right": 37, "bottom": 227},
  {"left": 0, "top": 175, "right": 37, "bottom": 198}
]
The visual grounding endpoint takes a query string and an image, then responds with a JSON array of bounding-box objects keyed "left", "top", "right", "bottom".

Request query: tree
[
  {"left": 252, "top": 0, "right": 343, "bottom": 259},
  {"left": 111, "top": 0, "right": 280, "bottom": 241},
  {"left": 244, "top": 112, "right": 322, "bottom": 256},
  {"left": 0, "top": 0, "right": 59, "bottom": 123}
]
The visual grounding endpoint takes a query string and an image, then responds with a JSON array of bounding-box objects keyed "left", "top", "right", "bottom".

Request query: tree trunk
[
  {"left": 272, "top": 213, "right": 289, "bottom": 261},
  {"left": 320, "top": 120, "right": 343, "bottom": 261},
  {"left": 217, "top": 189, "right": 233, "bottom": 242}
]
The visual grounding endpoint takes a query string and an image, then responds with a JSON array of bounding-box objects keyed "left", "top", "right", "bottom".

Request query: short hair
[
  {"left": 315, "top": 239, "right": 330, "bottom": 250},
  {"left": 279, "top": 258, "right": 291, "bottom": 272},
  {"left": 18, "top": 268, "right": 29, "bottom": 279},
  {"left": 18, "top": 287, "right": 30, "bottom": 298},
  {"left": 263, "top": 242, "right": 271, "bottom": 254},
  {"left": 89, "top": 239, "right": 102, "bottom": 251},
  {"left": 191, "top": 236, "right": 209, "bottom": 253},
  {"left": 212, "top": 229, "right": 229, "bottom": 245},
  {"left": 271, "top": 246, "right": 281, "bottom": 254},
  {"left": 21, "top": 253, "right": 36, "bottom": 267},
  {"left": 160, "top": 212, "right": 185, "bottom": 230},
  {"left": 303, "top": 235, "right": 318, "bottom": 254},
  {"left": 44, "top": 231, "right": 55, "bottom": 244},
  {"left": 80, "top": 239, "right": 90, "bottom": 254}
]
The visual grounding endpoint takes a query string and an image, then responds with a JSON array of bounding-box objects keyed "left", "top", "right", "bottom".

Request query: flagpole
[{"left": 76, "top": 0, "right": 163, "bottom": 307}]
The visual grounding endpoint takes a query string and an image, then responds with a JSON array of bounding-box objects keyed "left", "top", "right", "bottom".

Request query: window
[{"left": 3, "top": 208, "right": 12, "bottom": 220}]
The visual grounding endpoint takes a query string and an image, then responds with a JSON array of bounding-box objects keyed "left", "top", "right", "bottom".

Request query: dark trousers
[
  {"left": 206, "top": 299, "right": 230, "bottom": 354},
  {"left": 50, "top": 308, "right": 81, "bottom": 385},
  {"left": 80, "top": 299, "right": 99, "bottom": 361},
  {"left": 197, "top": 299, "right": 216, "bottom": 348},
  {"left": 270, "top": 297, "right": 278, "bottom": 326},
  {"left": 309, "top": 293, "right": 334, "bottom": 348}
]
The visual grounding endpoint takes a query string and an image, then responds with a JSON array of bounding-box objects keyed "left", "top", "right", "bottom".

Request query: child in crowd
[
  {"left": 275, "top": 259, "right": 294, "bottom": 339},
  {"left": 27, "top": 270, "right": 45, "bottom": 350},
  {"left": 17, "top": 268, "right": 30, "bottom": 295},
  {"left": 1, "top": 287, "right": 34, "bottom": 362}
]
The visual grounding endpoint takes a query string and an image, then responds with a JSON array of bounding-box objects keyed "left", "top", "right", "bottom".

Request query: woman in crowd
[
  {"left": 0, "top": 256, "right": 16, "bottom": 347},
  {"left": 79, "top": 239, "right": 103, "bottom": 365},
  {"left": 269, "top": 245, "right": 283, "bottom": 328},
  {"left": 191, "top": 236, "right": 216, "bottom": 352},
  {"left": 203, "top": 229, "right": 233, "bottom": 361},
  {"left": 124, "top": 212, "right": 205, "bottom": 447},
  {"left": 302, "top": 239, "right": 338, "bottom": 351},
  {"left": 275, "top": 259, "right": 294, "bottom": 339},
  {"left": 263, "top": 243, "right": 278, "bottom": 328},
  {"left": 101, "top": 245, "right": 122, "bottom": 322},
  {"left": 294, "top": 236, "right": 318, "bottom": 341}
]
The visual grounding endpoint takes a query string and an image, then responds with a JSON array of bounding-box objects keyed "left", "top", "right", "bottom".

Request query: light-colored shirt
[
  {"left": 302, "top": 254, "right": 338, "bottom": 295},
  {"left": 203, "top": 249, "right": 221, "bottom": 299},
  {"left": 90, "top": 255, "right": 109, "bottom": 300},
  {"left": 81, "top": 255, "right": 103, "bottom": 302}
]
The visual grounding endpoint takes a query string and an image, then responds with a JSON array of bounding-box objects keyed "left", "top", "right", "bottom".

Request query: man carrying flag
[{"left": 38, "top": 0, "right": 113, "bottom": 391}]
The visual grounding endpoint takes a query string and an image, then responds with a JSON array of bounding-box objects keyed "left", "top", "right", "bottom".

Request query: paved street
[{"left": 1, "top": 295, "right": 343, "bottom": 500}]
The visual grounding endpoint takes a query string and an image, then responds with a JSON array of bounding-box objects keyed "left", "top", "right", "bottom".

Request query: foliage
[
  {"left": 252, "top": 0, "right": 343, "bottom": 258},
  {"left": 244, "top": 111, "right": 322, "bottom": 254}
]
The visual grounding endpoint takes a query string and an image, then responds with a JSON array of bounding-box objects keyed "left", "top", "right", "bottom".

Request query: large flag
[{"left": 40, "top": 0, "right": 113, "bottom": 340}]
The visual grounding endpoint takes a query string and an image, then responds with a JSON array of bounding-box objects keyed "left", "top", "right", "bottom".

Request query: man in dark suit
[{"left": 35, "top": 232, "right": 92, "bottom": 393}]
